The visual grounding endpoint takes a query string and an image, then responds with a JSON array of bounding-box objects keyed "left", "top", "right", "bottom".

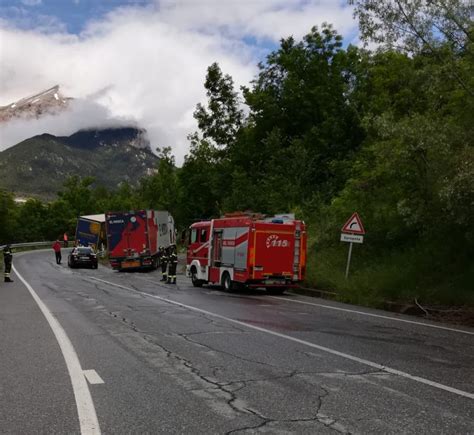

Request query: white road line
[
  {"left": 90, "top": 277, "right": 474, "bottom": 401},
  {"left": 133, "top": 275, "right": 474, "bottom": 336},
  {"left": 83, "top": 370, "right": 105, "bottom": 385},
  {"left": 270, "top": 296, "right": 474, "bottom": 336},
  {"left": 13, "top": 266, "right": 101, "bottom": 435}
]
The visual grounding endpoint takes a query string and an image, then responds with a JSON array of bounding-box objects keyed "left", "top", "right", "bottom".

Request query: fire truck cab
[{"left": 186, "top": 213, "right": 306, "bottom": 293}]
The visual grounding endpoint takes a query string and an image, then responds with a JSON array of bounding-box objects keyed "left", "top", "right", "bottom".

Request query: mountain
[
  {"left": 0, "top": 85, "right": 71, "bottom": 123},
  {"left": 0, "top": 127, "right": 158, "bottom": 199}
]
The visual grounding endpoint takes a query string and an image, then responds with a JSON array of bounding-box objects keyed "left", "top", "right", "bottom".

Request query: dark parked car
[{"left": 68, "top": 246, "right": 98, "bottom": 269}]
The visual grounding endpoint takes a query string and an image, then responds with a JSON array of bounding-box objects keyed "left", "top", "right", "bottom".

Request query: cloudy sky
[{"left": 0, "top": 0, "right": 358, "bottom": 163}]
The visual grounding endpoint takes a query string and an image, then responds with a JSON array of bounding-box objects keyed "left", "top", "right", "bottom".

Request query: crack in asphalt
[
  {"left": 43, "top": 283, "right": 81, "bottom": 294},
  {"left": 100, "top": 309, "right": 359, "bottom": 433},
  {"left": 225, "top": 418, "right": 270, "bottom": 434},
  {"left": 102, "top": 278, "right": 249, "bottom": 333},
  {"left": 219, "top": 371, "right": 305, "bottom": 389},
  {"left": 224, "top": 384, "right": 351, "bottom": 434},
  {"left": 97, "top": 309, "right": 255, "bottom": 419},
  {"left": 84, "top": 285, "right": 354, "bottom": 432},
  {"left": 175, "top": 333, "right": 353, "bottom": 433},
  {"left": 177, "top": 332, "right": 278, "bottom": 368},
  {"left": 311, "top": 386, "right": 350, "bottom": 434},
  {"left": 107, "top": 311, "right": 138, "bottom": 331},
  {"left": 212, "top": 365, "right": 223, "bottom": 378},
  {"left": 95, "top": 282, "right": 111, "bottom": 295},
  {"left": 139, "top": 332, "right": 260, "bottom": 420},
  {"left": 132, "top": 328, "right": 329, "bottom": 430}
]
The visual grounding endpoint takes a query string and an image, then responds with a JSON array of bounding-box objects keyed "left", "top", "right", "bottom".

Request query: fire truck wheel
[
  {"left": 221, "top": 272, "right": 234, "bottom": 292},
  {"left": 191, "top": 268, "right": 203, "bottom": 287}
]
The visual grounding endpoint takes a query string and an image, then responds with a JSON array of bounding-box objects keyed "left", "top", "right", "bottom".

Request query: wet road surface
[{"left": 1, "top": 249, "right": 473, "bottom": 434}]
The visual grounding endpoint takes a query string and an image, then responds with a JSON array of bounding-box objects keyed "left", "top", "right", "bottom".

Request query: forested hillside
[
  {"left": 0, "top": 128, "right": 156, "bottom": 199},
  {"left": 1, "top": 1, "right": 472, "bottom": 306}
]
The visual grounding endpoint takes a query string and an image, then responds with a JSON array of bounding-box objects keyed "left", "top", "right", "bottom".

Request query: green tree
[
  {"left": 16, "top": 199, "right": 49, "bottom": 242},
  {"left": 57, "top": 176, "right": 97, "bottom": 217},
  {"left": 231, "top": 24, "right": 364, "bottom": 209},
  {"left": 350, "top": 0, "right": 474, "bottom": 95},
  {"left": 139, "top": 147, "right": 179, "bottom": 215},
  {"left": 194, "top": 62, "right": 244, "bottom": 148},
  {"left": 106, "top": 181, "right": 142, "bottom": 212},
  {"left": 178, "top": 136, "right": 224, "bottom": 225},
  {"left": 180, "top": 63, "right": 245, "bottom": 223},
  {"left": 0, "top": 190, "right": 17, "bottom": 244},
  {"left": 350, "top": 0, "right": 473, "bottom": 51},
  {"left": 45, "top": 199, "right": 75, "bottom": 241}
]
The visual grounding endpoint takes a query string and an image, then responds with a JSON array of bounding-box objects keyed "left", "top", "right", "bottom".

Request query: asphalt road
[{"left": 1, "top": 249, "right": 473, "bottom": 434}]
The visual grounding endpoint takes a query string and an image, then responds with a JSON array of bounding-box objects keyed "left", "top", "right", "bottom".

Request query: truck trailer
[
  {"left": 186, "top": 213, "right": 306, "bottom": 293},
  {"left": 75, "top": 214, "right": 106, "bottom": 251},
  {"left": 106, "top": 210, "right": 175, "bottom": 271}
]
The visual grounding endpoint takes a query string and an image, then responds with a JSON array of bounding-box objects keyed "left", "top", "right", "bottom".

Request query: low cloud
[
  {"left": 0, "top": 1, "right": 357, "bottom": 164},
  {"left": 153, "top": 0, "right": 355, "bottom": 42}
]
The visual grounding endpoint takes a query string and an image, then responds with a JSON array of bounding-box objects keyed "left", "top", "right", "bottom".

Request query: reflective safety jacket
[
  {"left": 160, "top": 251, "right": 169, "bottom": 264},
  {"left": 170, "top": 252, "right": 178, "bottom": 265},
  {"left": 3, "top": 247, "right": 13, "bottom": 263}
]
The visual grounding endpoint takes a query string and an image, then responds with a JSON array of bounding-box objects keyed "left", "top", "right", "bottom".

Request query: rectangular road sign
[{"left": 341, "top": 233, "right": 364, "bottom": 244}]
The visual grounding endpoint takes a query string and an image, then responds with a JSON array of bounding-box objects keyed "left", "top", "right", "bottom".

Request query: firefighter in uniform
[
  {"left": 160, "top": 247, "right": 169, "bottom": 282},
  {"left": 3, "top": 244, "right": 13, "bottom": 282},
  {"left": 167, "top": 245, "right": 178, "bottom": 285}
]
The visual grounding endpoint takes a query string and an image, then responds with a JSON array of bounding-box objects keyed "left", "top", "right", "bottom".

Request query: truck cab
[{"left": 186, "top": 222, "right": 211, "bottom": 287}]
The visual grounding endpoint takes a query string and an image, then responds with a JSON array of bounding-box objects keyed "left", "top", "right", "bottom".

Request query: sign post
[
  {"left": 340, "top": 212, "right": 365, "bottom": 279},
  {"left": 345, "top": 241, "right": 354, "bottom": 279}
]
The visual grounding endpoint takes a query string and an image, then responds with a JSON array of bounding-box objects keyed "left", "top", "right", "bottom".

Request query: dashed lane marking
[
  {"left": 90, "top": 276, "right": 474, "bottom": 401},
  {"left": 83, "top": 370, "right": 105, "bottom": 385},
  {"left": 13, "top": 266, "right": 102, "bottom": 435}
]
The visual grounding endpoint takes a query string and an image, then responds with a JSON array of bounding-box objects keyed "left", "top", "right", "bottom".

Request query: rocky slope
[{"left": 0, "top": 85, "right": 71, "bottom": 123}]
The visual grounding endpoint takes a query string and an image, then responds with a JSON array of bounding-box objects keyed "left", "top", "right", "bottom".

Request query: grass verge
[{"left": 305, "top": 242, "right": 474, "bottom": 308}]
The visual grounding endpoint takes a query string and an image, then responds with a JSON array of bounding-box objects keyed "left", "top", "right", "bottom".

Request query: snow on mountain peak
[{"left": 0, "top": 85, "right": 72, "bottom": 123}]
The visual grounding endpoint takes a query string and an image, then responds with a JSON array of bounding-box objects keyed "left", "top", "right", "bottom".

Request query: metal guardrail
[
  {"left": 1, "top": 241, "right": 53, "bottom": 249},
  {"left": 0, "top": 241, "right": 108, "bottom": 259},
  {"left": 0, "top": 241, "right": 74, "bottom": 250}
]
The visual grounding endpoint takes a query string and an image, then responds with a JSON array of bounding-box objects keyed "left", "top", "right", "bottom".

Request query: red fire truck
[
  {"left": 186, "top": 213, "right": 306, "bottom": 293},
  {"left": 106, "top": 210, "right": 175, "bottom": 271}
]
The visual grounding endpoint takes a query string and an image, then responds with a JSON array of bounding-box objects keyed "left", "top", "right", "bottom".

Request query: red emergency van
[{"left": 186, "top": 213, "right": 306, "bottom": 293}]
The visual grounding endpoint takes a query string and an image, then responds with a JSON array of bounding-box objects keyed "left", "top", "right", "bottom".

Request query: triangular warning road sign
[{"left": 341, "top": 212, "right": 365, "bottom": 235}]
